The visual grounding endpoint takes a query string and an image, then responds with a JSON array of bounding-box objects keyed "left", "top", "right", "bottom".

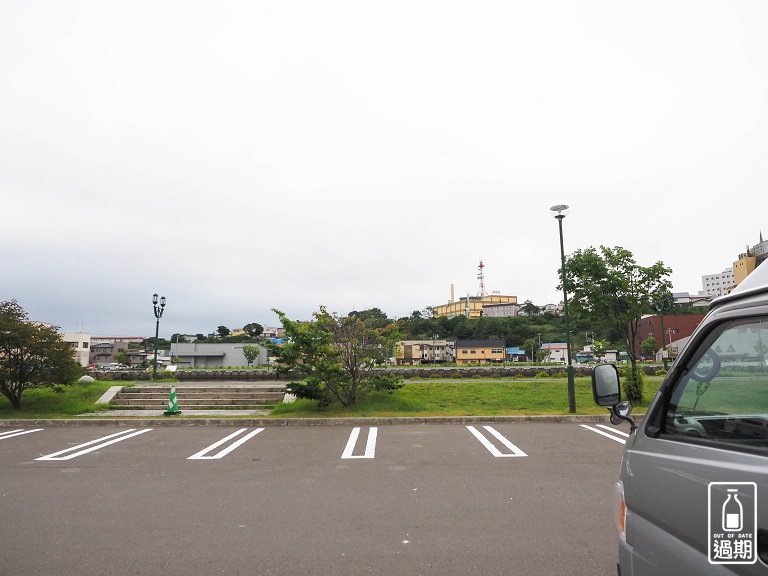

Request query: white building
[
  {"left": 702, "top": 267, "right": 735, "bottom": 297},
  {"left": 61, "top": 332, "right": 92, "bottom": 367}
]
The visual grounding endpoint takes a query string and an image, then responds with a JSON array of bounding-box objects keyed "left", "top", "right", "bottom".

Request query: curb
[{"left": 0, "top": 413, "right": 643, "bottom": 428}]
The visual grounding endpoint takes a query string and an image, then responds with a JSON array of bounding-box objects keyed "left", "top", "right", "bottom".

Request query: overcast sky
[{"left": 2, "top": 1, "right": 766, "bottom": 338}]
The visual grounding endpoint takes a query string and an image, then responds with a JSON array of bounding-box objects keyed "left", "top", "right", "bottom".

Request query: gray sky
[{"left": 2, "top": 1, "right": 766, "bottom": 338}]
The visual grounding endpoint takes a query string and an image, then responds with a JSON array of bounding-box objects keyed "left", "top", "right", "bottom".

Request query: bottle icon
[{"left": 722, "top": 489, "right": 743, "bottom": 532}]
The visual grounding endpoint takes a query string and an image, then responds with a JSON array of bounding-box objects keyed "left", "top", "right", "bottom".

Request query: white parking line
[
  {"left": 596, "top": 424, "right": 629, "bottom": 437},
  {"left": 0, "top": 429, "right": 43, "bottom": 440},
  {"left": 36, "top": 429, "right": 153, "bottom": 461},
  {"left": 580, "top": 424, "right": 626, "bottom": 444},
  {"left": 467, "top": 425, "right": 528, "bottom": 457},
  {"left": 341, "top": 427, "right": 377, "bottom": 459},
  {"left": 188, "top": 428, "right": 264, "bottom": 459}
]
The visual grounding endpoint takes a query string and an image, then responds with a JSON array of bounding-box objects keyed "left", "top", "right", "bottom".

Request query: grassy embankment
[
  {"left": 269, "top": 375, "right": 663, "bottom": 418},
  {"left": 0, "top": 375, "right": 664, "bottom": 419}
]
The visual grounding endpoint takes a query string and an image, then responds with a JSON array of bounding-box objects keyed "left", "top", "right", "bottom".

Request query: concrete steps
[{"left": 110, "top": 384, "right": 286, "bottom": 411}]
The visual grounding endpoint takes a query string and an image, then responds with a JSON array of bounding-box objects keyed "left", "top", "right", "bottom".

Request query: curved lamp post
[
  {"left": 550, "top": 205, "right": 576, "bottom": 413},
  {"left": 151, "top": 293, "right": 166, "bottom": 380}
]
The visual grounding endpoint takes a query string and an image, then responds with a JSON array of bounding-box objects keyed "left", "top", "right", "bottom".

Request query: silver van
[{"left": 593, "top": 260, "right": 768, "bottom": 575}]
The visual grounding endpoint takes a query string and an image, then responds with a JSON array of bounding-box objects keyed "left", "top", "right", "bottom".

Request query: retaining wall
[{"left": 93, "top": 364, "right": 666, "bottom": 381}]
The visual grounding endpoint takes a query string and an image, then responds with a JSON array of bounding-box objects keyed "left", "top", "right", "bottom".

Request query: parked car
[{"left": 592, "top": 260, "right": 768, "bottom": 575}]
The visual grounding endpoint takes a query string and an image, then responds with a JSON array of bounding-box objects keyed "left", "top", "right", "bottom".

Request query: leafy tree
[
  {"left": 590, "top": 339, "right": 611, "bottom": 362},
  {"left": 195, "top": 333, "right": 206, "bottom": 341},
  {"left": 217, "top": 325, "right": 231, "bottom": 338},
  {"left": 242, "top": 344, "right": 260, "bottom": 367},
  {"left": 563, "top": 246, "right": 673, "bottom": 403},
  {"left": 243, "top": 323, "right": 264, "bottom": 339},
  {"left": 268, "top": 306, "right": 404, "bottom": 407},
  {"left": 0, "top": 300, "right": 83, "bottom": 408},
  {"left": 521, "top": 300, "right": 540, "bottom": 316},
  {"left": 522, "top": 337, "right": 541, "bottom": 362},
  {"left": 641, "top": 336, "right": 658, "bottom": 360},
  {"left": 143, "top": 336, "right": 170, "bottom": 349},
  {"left": 348, "top": 308, "right": 393, "bottom": 329},
  {"left": 115, "top": 352, "right": 128, "bottom": 365}
]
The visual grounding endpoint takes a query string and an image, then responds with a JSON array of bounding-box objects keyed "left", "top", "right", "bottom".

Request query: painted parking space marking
[
  {"left": 342, "top": 427, "right": 377, "bottom": 459},
  {"left": 0, "top": 429, "right": 43, "bottom": 441},
  {"left": 188, "top": 428, "right": 264, "bottom": 459},
  {"left": 579, "top": 424, "right": 627, "bottom": 444},
  {"left": 467, "top": 425, "right": 528, "bottom": 457},
  {"left": 596, "top": 424, "right": 629, "bottom": 437},
  {"left": 36, "top": 429, "right": 153, "bottom": 461}
]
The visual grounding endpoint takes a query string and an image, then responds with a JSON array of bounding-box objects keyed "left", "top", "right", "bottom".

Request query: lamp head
[
  {"left": 152, "top": 293, "right": 159, "bottom": 305},
  {"left": 160, "top": 296, "right": 166, "bottom": 307},
  {"left": 550, "top": 204, "right": 569, "bottom": 219}
]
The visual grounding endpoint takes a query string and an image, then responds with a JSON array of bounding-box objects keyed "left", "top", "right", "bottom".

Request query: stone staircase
[{"left": 110, "top": 383, "right": 286, "bottom": 412}]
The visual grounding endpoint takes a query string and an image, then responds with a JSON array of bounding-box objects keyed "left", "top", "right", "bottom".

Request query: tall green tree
[
  {"left": 563, "top": 246, "right": 673, "bottom": 402},
  {"left": 242, "top": 344, "right": 260, "bottom": 367},
  {"left": 641, "top": 336, "right": 659, "bottom": 359},
  {"left": 243, "top": 323, "right": 263, "bottom": 339},
  {"left": 521, "top": 300, "right": 540, "bottom": 316},
  {"left": 590, "top": 339, "right": 611, "bottom": 362},
  {"left": 268, "top": 307, "right": 404, "bottom": 407},
  {"left": 0, "top": 300, "right": 83, "bottom": 409}
]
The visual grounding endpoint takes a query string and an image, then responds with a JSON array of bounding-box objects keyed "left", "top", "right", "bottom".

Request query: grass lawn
[
  {"left": 0, "top": 376, "right": 664, "bottom": 419},
  {"left": 0, "top": 379, "right": 115, "bottom": 419},
  {"left": 268, "top": 376, "right": 664, "bottom": 418}
]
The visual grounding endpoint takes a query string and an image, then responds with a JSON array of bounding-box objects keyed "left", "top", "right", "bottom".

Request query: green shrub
[
  {"left": 534, "top": 371, "right": 550, "bottom": 379},
  {"left": 655, "top": 369, "right": 667, "bottom": 376},
  {"left": 621, "top": 365, "right": 645, "bottom": 404}
]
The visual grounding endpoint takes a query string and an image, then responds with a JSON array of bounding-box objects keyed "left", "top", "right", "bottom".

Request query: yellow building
[
  {"left": 433, "top": 293, "right": 518, "bottom": 319},
  {"left": 732, "top": 233, "right": 768, "bottom": 290},
  {"left": 455, "top": 339, "right": 506, "bottom": 365},
  {"left": 733, "top": 255, "right": 757, "bottom": 287}
]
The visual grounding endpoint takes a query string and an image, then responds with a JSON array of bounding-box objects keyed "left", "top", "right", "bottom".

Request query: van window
[{"left": 664, "top": 317, "right": 768, "bottom": 451}]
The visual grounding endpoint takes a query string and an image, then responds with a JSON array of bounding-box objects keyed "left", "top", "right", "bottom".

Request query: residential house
[
  {"left": 455, "top": 339, "right": 506, "bottom": 365},
  {"left": 89, "top": 341, "right": 129, "bottom": 367},
  {"left": 541, "top": 342, "right": 568, "bottom": 363}
]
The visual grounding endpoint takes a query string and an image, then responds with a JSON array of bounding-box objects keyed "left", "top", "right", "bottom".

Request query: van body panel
[
  {"left": 621, "top": 436, "right": 767, "bottom": 575},
  {"left": 598, "top": 260, "right": 768, "bottom": 574}
]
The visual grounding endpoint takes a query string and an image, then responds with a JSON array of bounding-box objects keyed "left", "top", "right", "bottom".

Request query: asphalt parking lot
[{"left": 1, "top": 422, "right": 628, "bottom": 576}]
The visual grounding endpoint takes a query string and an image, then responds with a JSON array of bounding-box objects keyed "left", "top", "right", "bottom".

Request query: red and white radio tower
[{"left": 476, "top": 259, "right": 488, "bottom": 298}]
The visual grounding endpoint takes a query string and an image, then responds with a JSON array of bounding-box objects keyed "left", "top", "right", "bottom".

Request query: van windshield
[{"left": 665, "top": 317, "right": 768, "bottom": 448}]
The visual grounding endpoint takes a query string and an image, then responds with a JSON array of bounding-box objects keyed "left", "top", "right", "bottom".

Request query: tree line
[{"left": 1, "top": 244, "right": 710, "bottom": 409}]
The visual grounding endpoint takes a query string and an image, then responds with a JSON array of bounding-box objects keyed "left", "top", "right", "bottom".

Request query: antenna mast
[{"left": 476, "top": 259, "right": 488, "bottom": 298}]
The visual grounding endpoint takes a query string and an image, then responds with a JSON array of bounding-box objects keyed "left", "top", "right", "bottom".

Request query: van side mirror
[
  {"left": 591, "top": 364, "right": 621, "bottom": 406},
  {"left": 591, "top": 364, "right": 637, "bottom": 433}
]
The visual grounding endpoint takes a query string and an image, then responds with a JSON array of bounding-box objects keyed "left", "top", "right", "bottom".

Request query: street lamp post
[
  {"left": 551, "top": 204, "right": 576, "bottom": 413},
  {"left": 151, "top": 293, "right": 166, "bottom": 380}
]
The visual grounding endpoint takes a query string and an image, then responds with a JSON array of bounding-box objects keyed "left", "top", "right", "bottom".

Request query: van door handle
[{"left": 758, "top": 529, "right": 768, "bottom": 564}]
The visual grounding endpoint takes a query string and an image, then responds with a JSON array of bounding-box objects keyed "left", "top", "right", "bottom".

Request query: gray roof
[{"left": 455, "top": 339, "right": 506, "bottom": 348}]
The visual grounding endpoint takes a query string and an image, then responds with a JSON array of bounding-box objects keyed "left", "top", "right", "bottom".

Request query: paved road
[{"left": 0, "top": 422, "right": 628, "bottom": 576}]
